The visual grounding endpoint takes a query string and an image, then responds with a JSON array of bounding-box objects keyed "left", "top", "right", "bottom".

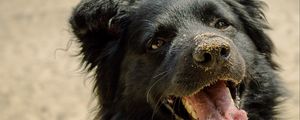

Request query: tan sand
[{"left": 0, "top": 0, "right": 298, "bottom": 120}]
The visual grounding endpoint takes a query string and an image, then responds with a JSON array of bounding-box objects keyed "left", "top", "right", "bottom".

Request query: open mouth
[{"left": 162, "top": 80, "right": 248, "bottom": 120}]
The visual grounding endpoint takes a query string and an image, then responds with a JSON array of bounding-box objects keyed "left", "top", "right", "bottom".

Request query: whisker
[
  {"left": 146, "top": 76, "right": 166, "bottom": 103},
  {"left": 153, "top": 71, "right": 169, "bottom": 79},
  {"left": 246, "top": 70, "right": 261, "bottom": 88},
  {"left": 151, "top": 95, "right": 164, "bottom": 120},
  {"left": 145, "top": 70, "right": 170, "bottom": 119}
]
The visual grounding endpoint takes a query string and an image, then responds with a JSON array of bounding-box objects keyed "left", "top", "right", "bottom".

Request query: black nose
[{"left": 192, "top": 35, "right": 231, "bottom": 68}]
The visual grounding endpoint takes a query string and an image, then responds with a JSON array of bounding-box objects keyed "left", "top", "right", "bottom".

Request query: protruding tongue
[{"left": 182, "top": 81, "right": 248, "bottom": 120}]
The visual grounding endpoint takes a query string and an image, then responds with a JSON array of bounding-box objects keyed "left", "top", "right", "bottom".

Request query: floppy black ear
[
  {"left": 69, "top": 0, "right": 128, "bottom": 71},
  {"left": 226, "top": 0, "right": 278, "bottom": 68}
]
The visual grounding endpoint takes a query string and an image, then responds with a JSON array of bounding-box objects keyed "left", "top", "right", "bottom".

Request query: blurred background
[{"left": 0, "top": 0, "right": 298, "bottom": 120}]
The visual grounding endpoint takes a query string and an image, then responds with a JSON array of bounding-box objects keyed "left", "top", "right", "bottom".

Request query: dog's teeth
[
  {"left": 235, "top": 95, "right": 241, "bottom": 109},
  {"left": 167, "top": 98, "right": 174, "bottom": 104},
  {"left": 182, "top": 99, "right": 198, "bottom": 120},
  {"left": 234, "top": 87, "right": 241, "bottom": 109}
]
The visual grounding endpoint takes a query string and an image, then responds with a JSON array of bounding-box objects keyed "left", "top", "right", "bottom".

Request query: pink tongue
[{"left": 183, "top": 81, "right": 248, "bottom": 120}]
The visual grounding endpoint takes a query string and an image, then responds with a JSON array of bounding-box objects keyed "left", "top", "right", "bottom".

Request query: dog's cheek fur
[
  {"left": 232, "top": 32, "right": 284, "bottom": 119},
  {"left": 224, "top": 1, "right": 285, "bottom": 119},
  {"left": 119, "top": 57, "right": 162, "bottom": 117},
  {"left": 242, "top": 55, "right": 284, "bottom": 120}
]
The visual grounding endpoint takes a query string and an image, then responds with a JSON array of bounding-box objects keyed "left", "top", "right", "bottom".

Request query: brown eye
[
  {"left": 149, "top": 38, "right": 165, "bottom": 50},
  {"left": 215, "top": 19, "right": 230, "bottom": 29}
]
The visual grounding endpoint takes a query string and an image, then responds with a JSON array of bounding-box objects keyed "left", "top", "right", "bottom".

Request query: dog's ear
[
  {"left": 226, "top": 0, "right": 277, "bottom": 68},
  {"left": 69, "top": 0, "right": 129, "bottom": 70}
]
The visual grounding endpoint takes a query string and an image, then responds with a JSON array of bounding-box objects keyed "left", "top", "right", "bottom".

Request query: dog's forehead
[
  {"left": 131, "top": 0, "right": 237, "bottom": 32},
  {"left": 136, "top": 0, "right": 232, "bottom": 20}
]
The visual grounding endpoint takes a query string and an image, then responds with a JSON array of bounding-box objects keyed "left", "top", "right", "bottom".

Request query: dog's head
[{"left": 70, "top": 0, "right": 276, "bottom": 119}]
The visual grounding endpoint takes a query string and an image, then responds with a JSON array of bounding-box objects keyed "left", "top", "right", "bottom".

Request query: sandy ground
[{"left": 0, "top": 0, "right": 298, "bottom": 120}]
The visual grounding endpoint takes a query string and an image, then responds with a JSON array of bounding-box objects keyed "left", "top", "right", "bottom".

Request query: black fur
[{"left": 70, "top": 0, "right": 284, "bottom": 119}]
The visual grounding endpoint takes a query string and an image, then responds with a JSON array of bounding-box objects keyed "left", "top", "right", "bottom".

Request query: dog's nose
[{"left": 192, "top": 34, "right": 231, "bottom": 68}]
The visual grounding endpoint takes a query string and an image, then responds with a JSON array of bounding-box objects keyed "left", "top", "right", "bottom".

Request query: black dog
[{"left": 70, "top": 0, "right": 284, "bottom": 119}]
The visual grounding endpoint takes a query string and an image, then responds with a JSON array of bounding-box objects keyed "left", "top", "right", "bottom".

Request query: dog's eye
[
  {"left": 151, "top": 39, "right": 165, "bottom": 50},
  {"left": 148, "top": 38, "right": 166, "bottom": 50},
  {"left": 215, "top": 19, "right": 230, "bottom": 29}
]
